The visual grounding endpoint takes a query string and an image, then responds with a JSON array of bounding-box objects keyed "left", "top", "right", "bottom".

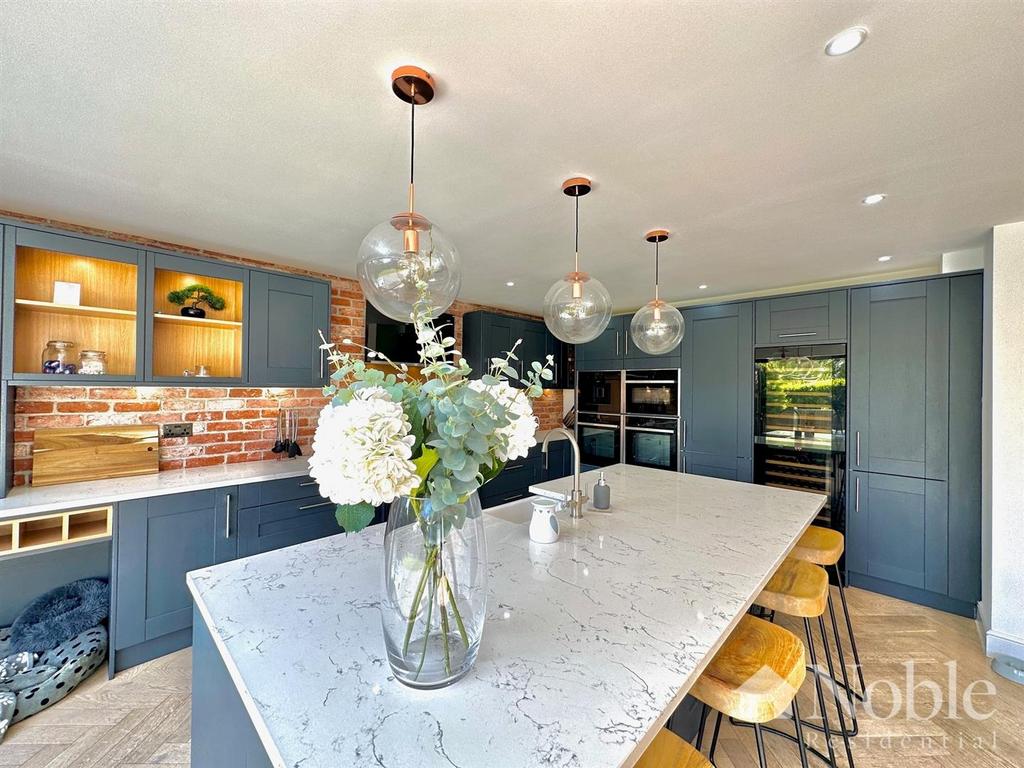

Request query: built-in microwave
[
  {"left": 624, "top": 369, "right": 680, "bottom": 417},
  {"left": 576, "top": 370, "right": 623, "bottom": 415}
]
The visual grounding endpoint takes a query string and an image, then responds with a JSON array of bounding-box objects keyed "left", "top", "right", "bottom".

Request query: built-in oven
[
  {"left": 624, "top": 369, "right": 680, "bottom": 417},
  {"left": 576, "top": 412, "right": 622, "bottom": 468},
  {"left": 576, "top": 370, "right": 623, "bottom": 415},
  {"left": 624, "top": 415, "right": 680, "bottom": 471}
]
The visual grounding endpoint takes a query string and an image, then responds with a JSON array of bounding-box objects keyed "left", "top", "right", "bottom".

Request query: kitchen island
[{"left": 186, "top": 463, "right": 824, "bottom": 768}]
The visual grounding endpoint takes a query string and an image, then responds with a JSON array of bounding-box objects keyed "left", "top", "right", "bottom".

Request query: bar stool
[
  {"left": 755, "top": 557, "right": 856, "bottom": 767},
  {"left": 691, "top": 614, "right": 811, "bottom": 768},
  {"left": 790, "top": 526, "right": 866, "bottom": 702},
  {"left": 636, "top": 728, "right": 713, "bottom": 768}
]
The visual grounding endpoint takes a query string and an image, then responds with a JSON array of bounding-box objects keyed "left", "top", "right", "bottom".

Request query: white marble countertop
[
  {"left": 187, "top": 464, "right": 824, "bottom": 768},
  {"left": 0, "top": 457, "right": 311, "bottom": 521}
]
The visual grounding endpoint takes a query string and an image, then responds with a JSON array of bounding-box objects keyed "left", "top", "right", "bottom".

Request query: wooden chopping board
[{"left": 32, "top": 425, "right": 160, "bottom": 486}]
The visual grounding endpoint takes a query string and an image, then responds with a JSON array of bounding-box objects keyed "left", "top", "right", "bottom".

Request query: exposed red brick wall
[{"left": 2, "top": 210, "right": 566, "bottom": 485}]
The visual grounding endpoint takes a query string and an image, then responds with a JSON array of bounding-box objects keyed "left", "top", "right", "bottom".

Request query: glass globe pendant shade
[
  {"left": 543, "top": 270, "right": 613, "bottom": 344},
  {"left": 356, "top": 211, "right": 462, "bottom": 321},
  {"left": 630, "top": 299, "right": 685, "bottom": 355}
]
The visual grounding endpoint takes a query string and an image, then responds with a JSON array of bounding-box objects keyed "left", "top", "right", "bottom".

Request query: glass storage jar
[
  {"left": 41, "top": 340, "right": 77, "bottom": 374},
  {"left": 78, "top": 350, "right": 108, "bottom": 375}
]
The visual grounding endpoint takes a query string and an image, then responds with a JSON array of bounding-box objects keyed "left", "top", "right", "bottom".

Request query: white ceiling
[{"left": 1, "top": 1, "right": 1022, "bottom": 313}]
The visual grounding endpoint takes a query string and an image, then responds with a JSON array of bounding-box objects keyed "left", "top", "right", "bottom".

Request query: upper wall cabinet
[
  {"left": 576, "top": 314, "right": 682, "bottom": 371},
  {"left": 849, "top": 280, "right": 949, "bottom": 480},
  {"left": 462, "top": 311, "right": 564, "bottom": 388},
  {"left": 2, "top": 227, "right": 145, "bottom": 382},
  {"left": 146, "top": 252, "right": 248, "bottom": 383},
  {"left": 754, "top": 290, "right": 847, "bottom": 346},
  {"left": 248, "top": 271, "right": 330, "bottom": 387}
]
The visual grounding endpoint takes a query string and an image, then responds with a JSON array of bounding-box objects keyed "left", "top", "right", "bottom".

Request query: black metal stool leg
[
  {"left": 828, "top": 591, "right": 861, "bottom": 734},
  {"left": 818, "top": 615, "right": 856, "bottom": 768},
  {"left": 709, "top": 711, "right": 723, "bottom": 764},
  {"left": 804, "top": 617, "right": 839, "bottom": 767},
  {"left": 833, "top": 563, "right": 866, "bottom": 699},
  {"left": 754, "top": 723, "right": 769, "bottom": 768},
  {"left": 791, "top": 696, "right": 811, "bottom": 768},
  {"left": 696, "top": 702, "right": 709, "bottom": 750}
]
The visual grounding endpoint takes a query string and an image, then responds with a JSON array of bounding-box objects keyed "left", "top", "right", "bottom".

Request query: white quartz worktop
[
  {"left": 0, "top": 458, "right": 311, "bottom": 521},
  {"left": 187, "top": 464, "right": 825, "bottom": 768}
]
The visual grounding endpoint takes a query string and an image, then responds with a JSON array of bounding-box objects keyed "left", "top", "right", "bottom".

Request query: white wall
[{"left": 981, "top": 221, "right": 1024, "bottom": 659}]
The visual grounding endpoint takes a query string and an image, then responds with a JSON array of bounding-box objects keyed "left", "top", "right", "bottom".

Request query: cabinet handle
[
  {"left": 855, "top": 431, "right": 861, "bottom": 466},
  {"left": 615, "top": 331, "right": 621, "bottom": 355},
  {"left": 682, "top": 420, "right": 687, "bottom": 448},
  {"left": 552, "top": 361, "right": 558, "bottom": 386},
  {"left": 299, "top": 480, "right": 317, "bottom": 487},
  {"left": 319, "top": 345, "right": 324, "bottom": 380},
  {"left": 777, "top": 331, "right": 818, "bottom": 338},
  {"left": 225, "top": 494, "right": 232, "bottom": 538},
  {"left": 855, "top": 476, "right": 860, "bottom": 513},
  {"left": 298, "top": 501, "right": 334, "bottom": 511},
  {"left": 625, "top": 331, "right": 630, "bottom": 355}
]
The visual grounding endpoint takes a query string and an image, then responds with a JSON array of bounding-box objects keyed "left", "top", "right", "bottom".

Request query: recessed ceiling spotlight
[
  {"left": 862, "top": 193, "right": 887, "bottom": 206},
  {"left": 825, "top": 26, "right": 868, "bottom": 56},
  {"left": 505, "top": 281, "right": 515, "bottom": 287},
  {"left": 698, "top": 284, "right": 708, "bottom": 290},
  {"left": 878, "top": 255, "right": 892, "bottom": 263}
]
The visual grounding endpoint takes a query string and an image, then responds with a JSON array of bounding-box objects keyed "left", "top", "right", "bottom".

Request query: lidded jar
[
  {"left": 78, "top": 350, "right": 108, "bottom": 375},
  {"left": 41, "top": 340, "right": 77, "bottom": 374}
]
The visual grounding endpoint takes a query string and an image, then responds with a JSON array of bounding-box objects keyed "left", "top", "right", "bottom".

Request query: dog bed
[
  {"left": 0, "top": 624, "right": 108, "bottom": 743},
  {"left": 7, "top": 579, "right": 109, "bottom": 655}
]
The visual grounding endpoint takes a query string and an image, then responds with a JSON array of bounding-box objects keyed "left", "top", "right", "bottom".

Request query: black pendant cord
[
  {"left": 655, "top": 240, "right": 660, "bottom": 291},
  {"left": 574, "top": 195, "right": 580, "bottom": 272},
  {"left": 410, "top": 98, "right": 416, "bottom": 186}
]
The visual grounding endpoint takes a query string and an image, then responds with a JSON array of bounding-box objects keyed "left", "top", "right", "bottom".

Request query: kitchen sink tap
[{"left": 541, "top": 428, "right": 588, "bottom": 519}]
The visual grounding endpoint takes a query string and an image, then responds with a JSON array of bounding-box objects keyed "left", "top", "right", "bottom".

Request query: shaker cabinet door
[
  {"left": 114, "top": 488, "right": 237, "bottom": 650},
  {"left": 846, "top": 471, "right": 948, "bottom": 593},
  {"left": 681, "top": 302, "right": 753, "bottom": 476},
  {"left": 248, "top": 270, "right": 330, "bottom": 387},
  {"left": 575, "top": 316, "right": 624, "bottom": 370},
  {"left": 849, "top": 280, "right": 949, "bottom": 480}
]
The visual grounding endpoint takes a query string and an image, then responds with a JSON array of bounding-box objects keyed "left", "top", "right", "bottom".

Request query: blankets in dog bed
[{"left": 0, "top": 624, "right": 108, "bottom": 743}]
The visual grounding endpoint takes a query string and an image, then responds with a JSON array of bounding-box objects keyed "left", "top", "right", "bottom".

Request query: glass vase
[{"left": 381, "top": 492, "right": 488, "bottom": 689}]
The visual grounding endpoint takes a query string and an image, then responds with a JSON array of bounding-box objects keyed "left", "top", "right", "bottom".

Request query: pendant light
[
  {"left": 542, "top": 177, "right": 613, "bottom": 344},
  {"left": 356, "top": 66, "right": 461, "bottom": 321},
  {"left": 629, "top": 230, "right": 685, "bottom": 354}
]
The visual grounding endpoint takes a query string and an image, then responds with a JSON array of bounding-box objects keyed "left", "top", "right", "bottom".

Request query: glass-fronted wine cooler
[{"left": 754, "top": 344, "right": 847, "bottom": 531}]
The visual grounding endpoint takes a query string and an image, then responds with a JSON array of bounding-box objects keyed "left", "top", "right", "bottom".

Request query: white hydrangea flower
[
  {"left": 309, "top": 388, "right": 420, "bottom": 507},
  {"left": 468, "top": 380, "right": 538, "bottom": 461}
]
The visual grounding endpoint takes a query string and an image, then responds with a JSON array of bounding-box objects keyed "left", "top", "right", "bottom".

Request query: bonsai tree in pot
[{"left": 166, "top": 284, "right": 227, "bottom": 319}]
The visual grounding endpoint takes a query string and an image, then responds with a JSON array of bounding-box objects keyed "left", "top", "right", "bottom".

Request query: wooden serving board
[{"left": 32, "top": 425, "right": 160, "bottom": 486}]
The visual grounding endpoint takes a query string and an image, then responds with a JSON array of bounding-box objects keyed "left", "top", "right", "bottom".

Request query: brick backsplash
[{"left": 2, "top": 210, "right": 566, "bottom": 485}]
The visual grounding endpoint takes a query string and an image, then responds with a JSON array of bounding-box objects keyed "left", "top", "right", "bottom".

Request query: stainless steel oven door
[
  {"left": 624, "top": 415, "right": 679, "bottom": 471},
  {"left": 576, "top": 370, "right": 623, "bottom": 415},
  {"left": 576, "top": 413, "right": 622, "bottom": 467},
  {"left": 624, "top": 369, "right": 680, "bottom": 417}
]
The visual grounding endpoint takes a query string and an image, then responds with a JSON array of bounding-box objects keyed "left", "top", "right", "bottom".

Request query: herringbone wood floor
[{"left": 0, "top": 588, "right": 1021, "bottom": 767}]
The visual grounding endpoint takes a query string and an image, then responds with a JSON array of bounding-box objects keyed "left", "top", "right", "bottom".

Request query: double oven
[{"left": 576, "top": 369, "right": 680, "bottom": 471}]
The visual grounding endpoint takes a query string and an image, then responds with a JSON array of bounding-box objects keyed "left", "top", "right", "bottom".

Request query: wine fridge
[{"left": 754, "top": 344, "right": 847, "bottom": 531}]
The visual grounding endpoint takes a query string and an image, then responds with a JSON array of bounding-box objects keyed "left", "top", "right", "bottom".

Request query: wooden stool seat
[
  {"left": 790, "top": 525, "right": 844, "bottom": 566},
  {"left": 691, "top": 614, "right": 806, "bottom": 724},
  {"left": 755, "top": 557, "right": 829, "bottom": 618},
  {"left": 636, "top": 728, "right": 713, "bottom": 768}
]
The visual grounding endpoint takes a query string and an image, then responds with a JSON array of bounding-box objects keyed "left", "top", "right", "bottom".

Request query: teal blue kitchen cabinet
[
  {"left": 462, "top": 311, "right": 564, "bottom": 387},
  {"left": 247, "top": 270, "right": 331, "bottom": 387},
  {"left": 680, "top": 302, "right": 753, "bottom": 482},
  {"left": 113, "top": 487, "right": 238, "bottom": 671},
  {"left": 754, "top": 289, "right": 848, "bottom": 346},
  {"left": 846, "top": 274, "right": 982, "bottom": 617},
  {"left": 849, "top": 279, "right": 949, "bottom": 480},
  {"left": 236, "top": 475, "right": 338, "bottom": 557},
  {"left": 575, "top": 315, "right": 626, "bottom": 371}
]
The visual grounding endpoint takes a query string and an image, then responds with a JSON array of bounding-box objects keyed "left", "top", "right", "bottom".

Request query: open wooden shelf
[
  {"left": 0, "top": 507, "right": 113, "bottom": 558},
  {"left": 153, "top": 312, "right": 242, "bottom": 329},
  {"left": 14, "top": 299, "right": 137, "bottom": 320}
]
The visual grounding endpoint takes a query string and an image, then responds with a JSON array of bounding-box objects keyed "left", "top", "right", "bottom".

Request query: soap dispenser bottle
[{"left": 592, "top": 471, "right": 611, "bottom": 510}]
